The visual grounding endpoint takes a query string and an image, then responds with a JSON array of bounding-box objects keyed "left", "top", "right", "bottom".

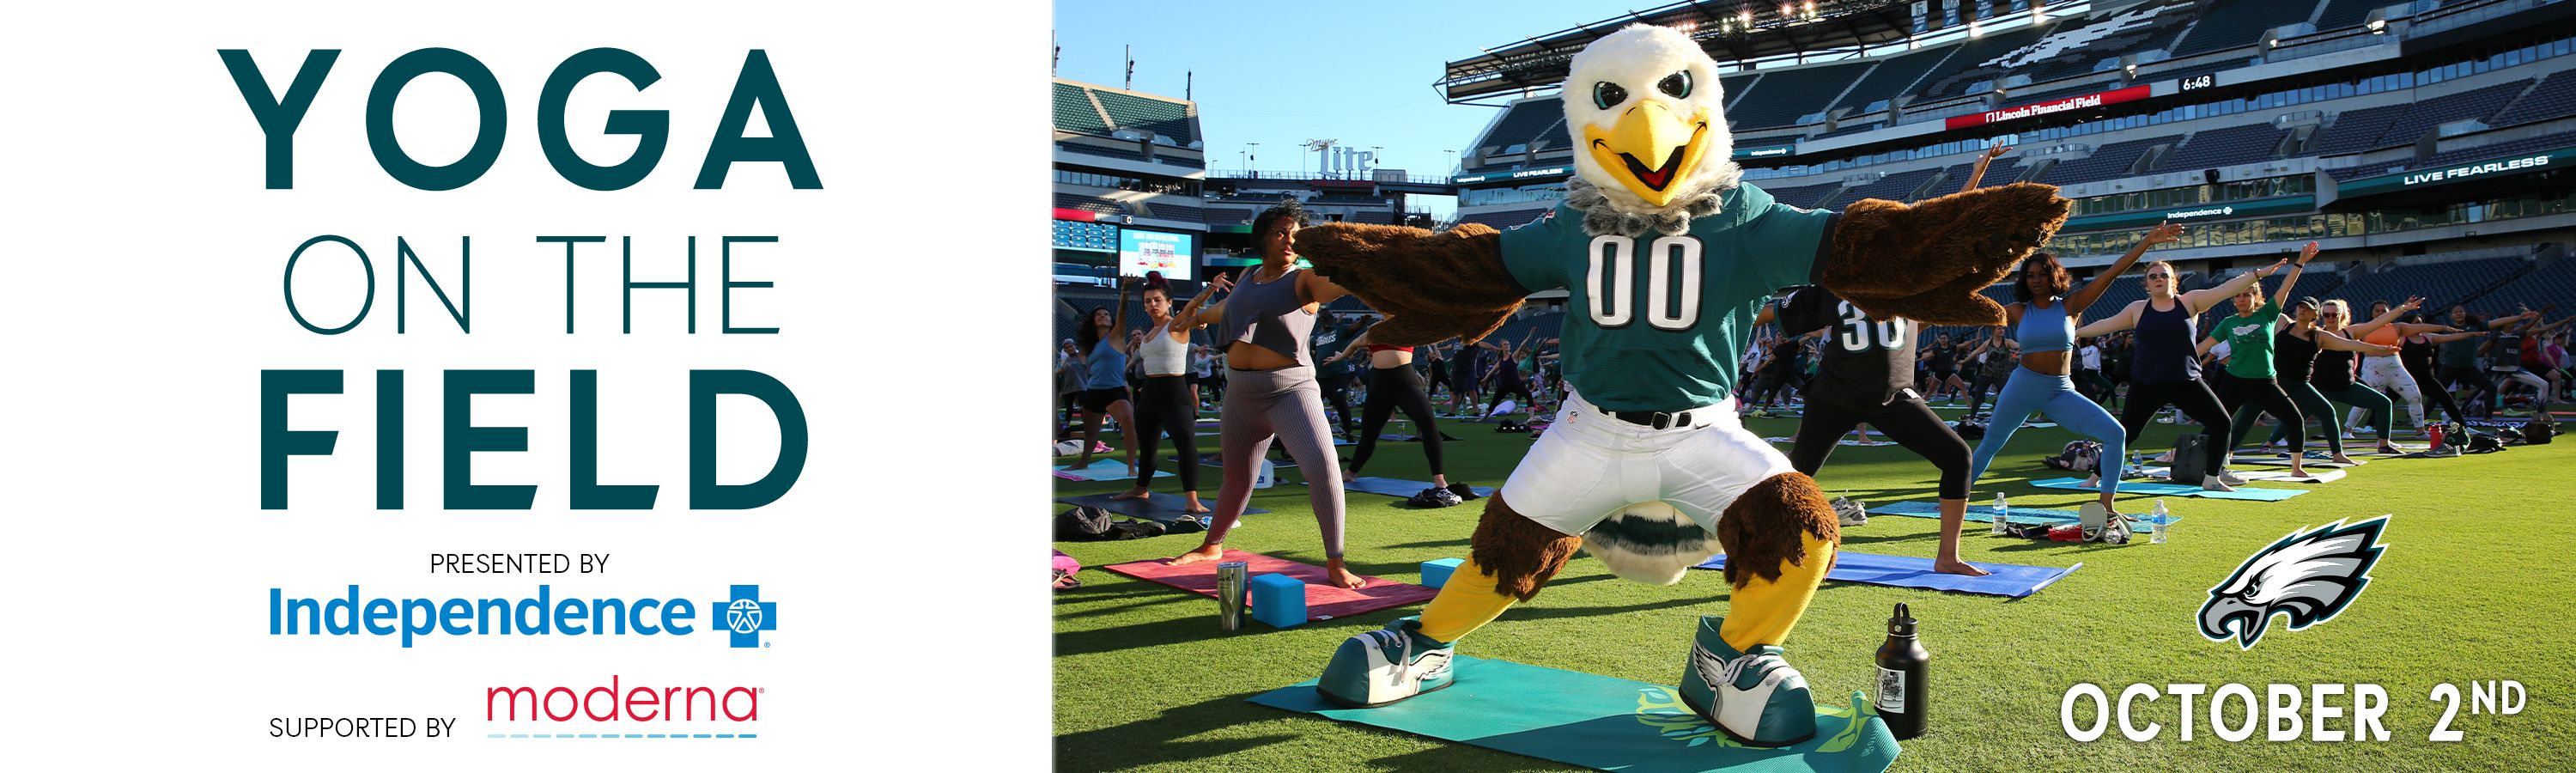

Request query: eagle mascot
[{"left": 1306, "top": 25, "right": 2069, "bottom": 746}]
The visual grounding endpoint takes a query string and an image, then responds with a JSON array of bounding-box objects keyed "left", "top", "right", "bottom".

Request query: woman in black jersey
[
  {"left": 2397, "top": 313, "right": 2482, "bottom": 426},
  {"left": 1763, "top": 287, "right": 1984, "bottom": 576},
  {"left": 2256, "top": 298, "right": 2399, "bottom": 466},
  {"left": 1321, "top": 328, "right": 1473, "bottom": 508},
  {"left": 1920, "top": 333, "right": 1969, "bottom": 403},
  {"left": 1478, "top": 331, "right": 1540, "bottom": 416}
]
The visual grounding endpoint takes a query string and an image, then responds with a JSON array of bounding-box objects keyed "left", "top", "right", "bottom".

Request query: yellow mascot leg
[
  {"left": 1713, "top": 472, "right": 1843, "bottom": 653},
  {"left": 1417, "top": 557, "right": 1516, "bottom": 642},
  {"left": 1719, "top": 530, "right": 1836, "bottom": 652},
  {"left": 1419, "top": 492, "right": 1583, "bottom": 642}
]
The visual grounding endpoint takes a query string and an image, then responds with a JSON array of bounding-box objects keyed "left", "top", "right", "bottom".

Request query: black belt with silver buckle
[{"left": 1603, "top": 407, "right": 1697, "bottom": 429}]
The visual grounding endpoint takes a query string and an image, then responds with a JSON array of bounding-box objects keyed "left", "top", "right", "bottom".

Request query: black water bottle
[{"left": 1874, "top": 602, "right": 1929, "bottom": 740}]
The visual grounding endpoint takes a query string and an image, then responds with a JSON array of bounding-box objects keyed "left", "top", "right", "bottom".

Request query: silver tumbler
[{"left": 1216, "top": 561, "right": 1249, "bottom": 630}]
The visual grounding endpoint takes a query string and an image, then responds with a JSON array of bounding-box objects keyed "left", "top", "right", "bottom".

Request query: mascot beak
[{"left": 1584, "top": 100, "right": 1711, "bottom": 208}]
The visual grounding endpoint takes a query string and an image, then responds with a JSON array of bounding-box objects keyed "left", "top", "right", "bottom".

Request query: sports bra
[
  {"left": 1139, "top": 322, "right": 1189, "bottom": 375},
  {"left": 2015, "top": 300, "right": 2075, "bottom": 353},
  {"left": 2362, "top": 324, "right": 2401, "bottom": 353}
]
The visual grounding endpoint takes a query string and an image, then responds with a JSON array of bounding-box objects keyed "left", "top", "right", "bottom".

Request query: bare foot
[
  {"left": 1934, "top": 557, "right": 1990, "bottom": 577},
  {"left": 1062, "top": 460, "right": 1092, "bottom": 472},
  {"left": 1110, "top": 487, "right": 1151, "bottom": 501},
  {"left": 1170, "top": 543, "right": 1225, "bottom": 565},
  {"left": 1323, "top": 558, "right": 1367, "bottom": 589},
  {"left": 2330, "top": 453, "right": 2363, "bottom": 466},
  {"left": 1183, "top": 496, "right": 1210, "bottom": 514},
  {"left": 2083, "top": 474, "right": 2101, "bottom": 489},
  {"left": 2287, "top": 465, "right": 2308, "bottom": 478}
]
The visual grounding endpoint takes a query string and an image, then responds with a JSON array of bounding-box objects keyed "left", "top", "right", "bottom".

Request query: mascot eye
[
  {"left": 1593, "top": 81, "right": 1628, "bottom": 110},
  {"left": 1658, "top": 70, "right": 1692, "bottom": 99}
]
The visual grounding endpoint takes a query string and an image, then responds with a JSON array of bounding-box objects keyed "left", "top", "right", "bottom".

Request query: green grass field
[{"left": 1054, "top": 403, "right": 2574, "bottom": 772}]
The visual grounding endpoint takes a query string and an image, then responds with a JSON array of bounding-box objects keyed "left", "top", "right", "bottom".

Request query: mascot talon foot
[
  {"left": 1679, "top": 616, "right": 1817, "bottom": 747},
  {"left": 1317, "top": 617, "right": 1455, "bottom": 709}
]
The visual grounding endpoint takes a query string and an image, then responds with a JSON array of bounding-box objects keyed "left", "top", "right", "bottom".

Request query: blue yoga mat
[
  {"left": 1054, "top": 459, "right": 1173, "bottom": 482},
  {"left": 1865, "top": 501, "right": 2181, "bottom": 527},
  {"left": 2027, "top": 477, "right": 2306, "bottom": 501},
  {"left": 1693, "top": 551, "right": 2078, "bottom": 599}
]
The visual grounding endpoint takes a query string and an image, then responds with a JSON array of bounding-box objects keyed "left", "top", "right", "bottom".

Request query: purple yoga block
[{"left": 1249, "top": 573, "right": 1307, "bottom": 628}]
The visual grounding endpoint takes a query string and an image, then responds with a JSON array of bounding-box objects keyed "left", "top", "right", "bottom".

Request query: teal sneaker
[
  {"left": 1677, "top": 615, "right": 1818, "bottom": 747},
  {"left": 1316, "top": 617, "right": 1455, "bottom": 708}
]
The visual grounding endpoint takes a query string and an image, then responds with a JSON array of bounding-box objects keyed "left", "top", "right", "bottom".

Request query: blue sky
[{"left": 1053, "top": 1, "right": 1625, "bottom": 218}]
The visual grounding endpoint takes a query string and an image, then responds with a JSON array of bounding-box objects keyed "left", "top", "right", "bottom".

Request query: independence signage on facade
[
  {"left": 2337, "top": 148, "right": 2569, "bottom": 198},
  {"left": 1946, "top": 85, "right": 2154, "bottom": 130},
  {"left": 1736, "top": 144, "right": 1795, "bottom": 160},
  {"left": 2061, "top": 195, "right": 2318, "bottom": 232}
]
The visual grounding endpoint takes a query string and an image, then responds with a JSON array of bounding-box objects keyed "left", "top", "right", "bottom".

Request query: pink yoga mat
[{"left": 1102, "top": 550, "right": 1437, "bottom": 622}]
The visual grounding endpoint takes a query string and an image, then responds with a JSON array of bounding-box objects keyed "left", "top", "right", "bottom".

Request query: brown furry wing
[
  {"left": 1294, "top": 223, "right": 1523, "bottom": 347},
  {"left": 1820, "top": 181, "right": 2070, "bottom": 326}
]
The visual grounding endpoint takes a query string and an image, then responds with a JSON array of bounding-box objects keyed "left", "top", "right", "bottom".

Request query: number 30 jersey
[
  {"left": 1774, "top": 286, "right": 1917, "bottom": 406},
  {"left": 1498, "top": 182, "right": 1835, "bottom": 412}
]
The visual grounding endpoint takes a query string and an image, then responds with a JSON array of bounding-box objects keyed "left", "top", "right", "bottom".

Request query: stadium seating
[
  {"left": 1061, "top": 144, "right": 1148, "bottom": 161},
  {"left": 1839, "top": 167, "right": 1941, "bottom": 204},
  {"left": 1825, "top": 48, "right": 1949, "bottom": 116},
  {"left": 1091, "top": 89, "right": 1195, "bottom": 144},
  {"left": 1056, "top": 192, "right": 1129, "bottom": 216},
  {"left": 1455, "top": 207, "right": 1552, "bottom": 229},
  {"left": 1912, "top": 23, "right": 2060, "bottom": 101},
  {"left": 1730, "top": 61, "right": 1874, "bottom": 129},
  {"left": 2159, "top": 123, "right": 2288, "bottom": 172},
  {"left": 2327, "top": 256, "right": 2532, "bottom": 313},
  {"left": 2307, "top": 101, "right": 2413, "bottom": 155},
  {"left": 2197, "top": 270, "right": 2348, "bottom": 336},
  {"left": 2170, "top": 0, "right": 2322, "bottom": 58},
  {"left": 1205, "top": 207, "right": 1255, "bottom": 226},
  {"left": 1054, "top": 82, "right": 1111, "bottom": 136},
  {"left": 1139, "top": 199, "right": 1201, "bottom": 223},
  {"left": 2315, "top": 0, "right": 2384, "bottom": 32},
  {"left": 2040, "top": 134, "right": 2183, "bottom": 186},
  {"left": 1763, "top": 181, "right": 1845, "bottom": 210},
  {"left": 2372, "top": 79, "right": 2531, "bottom": 150},
  {"left": 2421, "top": 129, "right": 2576, "bottom": 168},
  {"left": 2074, "top": 275, "right": 2150, "bottom": 326},
  {"left": 2462, "top": 254, "right": 2576, "bottom": 314},
  {"left": 1814, "top": 123, "right": 1883, "bottom": 139},
  {"left": 1478, "top": 100, "right": 1565, "bottom": 155},
  {"left": 1935, "top": 154, "right": 2026, "bottom": 191},
  {"left": 2491, "top": 70, "right": 2576, "bottom": 128}
]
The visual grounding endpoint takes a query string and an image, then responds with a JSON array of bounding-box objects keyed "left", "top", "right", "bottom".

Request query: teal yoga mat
[
  {"left": 2136, "top": 466, "right": 2344, "bottom": 483},
  {"left": 2027, "top": 477, "right": 2306, "bottom": 501},
  {"left": 1248, "top": 655, "right": 1899, "bottom": 773}
]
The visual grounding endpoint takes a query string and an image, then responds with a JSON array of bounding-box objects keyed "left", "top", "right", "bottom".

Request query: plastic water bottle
[
  {"left": 1990, "top": 493, "right": 2008, "bottom": 536},
  {"left": 2149, "top": 500, "right": 2170, "bottom": 545}
]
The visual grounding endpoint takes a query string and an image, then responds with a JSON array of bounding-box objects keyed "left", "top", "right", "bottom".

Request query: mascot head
[
  {"left": 1563, "top": 24, "right": 1742, "bottom": 235},
  {"left": 2199, "top": 517, "right": 2388, "bottom": 649}
]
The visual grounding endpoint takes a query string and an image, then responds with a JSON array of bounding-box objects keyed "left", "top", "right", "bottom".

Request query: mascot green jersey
[{"left": 1303, "top": 24, "right": 2069, "bottom": 747}]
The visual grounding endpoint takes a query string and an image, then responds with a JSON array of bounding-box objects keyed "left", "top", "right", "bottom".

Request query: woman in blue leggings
[{"left": 1968, "top": 249, "right": 2141, "bottom": 520}]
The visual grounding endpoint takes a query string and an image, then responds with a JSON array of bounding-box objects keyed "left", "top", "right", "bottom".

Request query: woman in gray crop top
[{"left": 1168, "top": 199, "right": 1373, "bottom": 590}]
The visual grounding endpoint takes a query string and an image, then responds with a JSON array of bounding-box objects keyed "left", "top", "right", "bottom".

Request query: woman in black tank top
[
  {"left": 2258, "top": 300, "right": 2398, "bottom": 464},
  {"left": 2074, "top": 248, "right": 2281, "bottom": 490}
]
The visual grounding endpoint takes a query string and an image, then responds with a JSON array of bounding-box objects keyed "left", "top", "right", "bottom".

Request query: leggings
[
  {"left": 2350, "top": 356, "right": 2425, "bottom": 430},
  {"left": 2263, "top": 382, "right": 2349, "bottom": 455},
  {"left": 2219, "top": 374, "right": 2306, "bottom": 456},
  {"left": 2410, "top": 365, "right": 2470, "bottom": 425},
  {"left": 2118, "top": 379, "right": 2233, "bottom": 478},
  {"left": 2441, "top": 365, "right": 2497, "bottom": 413},
  {"left": 1487, "top": 374, "right": 1533, "bottom": 412},
  {"left": 1201, "top": 366, "right": 1346, "bottom": 558},
  {"left": 1789, "top": 391, "right": 1971, "bottom": 499},
  {"left": 1129, "top": 375, "right": 1201, "bottom": 490},
  {"left": 2309, "top": 383, "right": 2395, "bottom": 441},
  {"left": 1321, "top": 374, "right": 1356, "bottom": 436},
  {"left": 1966, "top": 366, "right": 2128, "bottom": 491},
  {"left": 2494, "top": 368, "right": 2550, "bottom": 399},
  {"left": 1351, "top": 365, "right": 1444, "bottom": 477}
]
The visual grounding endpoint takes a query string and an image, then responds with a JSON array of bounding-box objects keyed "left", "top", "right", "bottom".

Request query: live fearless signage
[{"left": 2336, "top": 148, "right": 2570, "bottom": 198}]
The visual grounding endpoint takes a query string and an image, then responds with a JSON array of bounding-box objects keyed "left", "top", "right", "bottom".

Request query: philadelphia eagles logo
[{"left": 2199, "top": 516, "right": 2389, "bottom": 649}]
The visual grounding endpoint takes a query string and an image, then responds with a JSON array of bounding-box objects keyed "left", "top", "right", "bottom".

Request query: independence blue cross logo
[{"left": 721, "top": 584, "right": 777, "bottom": 648}]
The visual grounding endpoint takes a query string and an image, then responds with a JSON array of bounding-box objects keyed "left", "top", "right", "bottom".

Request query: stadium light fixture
[{"left": 2367, "top": 19, "right": 2387, "bottom": 33}]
